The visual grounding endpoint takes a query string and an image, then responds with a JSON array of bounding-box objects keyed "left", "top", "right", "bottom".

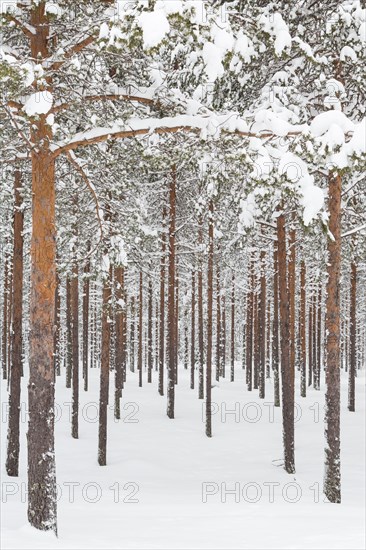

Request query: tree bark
[
  {"left": 198, "top": 215, "right": 204, "bottom": 399},
  {"left": 6, "top": 170, "right": 24, "bottom": 477},
  {"left": 138, "top": 271, "right": 143, "bottom": 388},
  {"left": 82, "top": 251, "right": 90, "bottom": 391},
  {"left": 230, "top": 271, "right": 235, "bottom": 383},
  {"left": 167, "top": 168, "right": 176, "bottom": 417},
  {"left": 71, "top": 255, "right": 79, "bottom": 439},
  {"left": 190, "top": 271, "right": 196, "bottom": 390},
  {"left": 324, "top": 172, "right": 342, "bottom": 503},
  {"left": 98, "top": 266, "right": 112, "bottom": 466},
  {"left": 273, "top": 247, "right": 280, "bottom": 406},
  {"left": 300, "top": 260, "right": 307, "bottom": 398},
  {"left": 159, "top": 207, "right": 166, "bottom": 396},
  {"left": 206, "top": 200, "right": 214, "bottom": 437},
  {"left": 277, "top": 213, "right": 295, "bottom": 474},
  {"left": 259, "top": 251, "right": 266, "bottom": 398},
  {"left": 348, "top": 261, "right": 356, "bottom": 411}
]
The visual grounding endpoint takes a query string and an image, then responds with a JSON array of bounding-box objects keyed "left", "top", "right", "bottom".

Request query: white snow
[
  {"left": 137, "top": 9, "right": 170, "bottom": 49},
  {"left": 23, "top": 91, "right": 54, "bottom": 117},
  {"left": 1, "top": 367, "right": 365, "bottom": 549}
]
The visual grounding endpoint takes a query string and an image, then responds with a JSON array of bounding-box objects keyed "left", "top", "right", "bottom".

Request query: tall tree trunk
[
  {"left": 315, "top": 284, "right": 322, "bottom": 390},
  {"left": 167, "top": 168, "right": 176, "bottom": 418},
  {"left": 246, "top": 260, "right": 254, "bottom": 392},
  {"left": 216, "top": 260, "right": 221, "bottom": 382},
  {"left": 98, "top": 266, "right": 112, "bottom": 466},
  {"left": 2, "top": 253, "right": 9, "bottom": 380},
  {"left": 206, "top": 200, "right": 214, "bottom": 438},
  {"left": 54, "top": 263, "right": 61, "bottom": 378},
  {"left": 190, "top": 271, "right": 196, "bottom": 390},
  {"left": 130, "top": 296, "right": 135, "bottom": 372},
  {"left": 272, "top": 247, "right": 280, "bottom": 406},
  {"left": 198, "top": 215, "right": 204, "bottom": 399},
  {"left": 308, "top": 292, "right": 313, "bottom": 387},
  {"left": 348, "top": 261, "right": 356, "bottom": 412},
  {"left": 221, "top": 295, "right": 226, "bottom": 378},
  {"left": 71, "top": 255, "right": 79, "bottom": 439},
  {"left": 289, "top": 227, "right": 296, "bottom": 382},
  {"left": 230, "top": 271, "right": 235, "bottom": 382},
  {"left": 28, "top": 151, "right": 57, "bottom": 530},
  {"left": 6, "top": 170, "right": 24, "bottom": 477},
  {"left": 277, "top": 213, "right": 295, "bottom": 474},
  {"left": 82, "top": 252, "right": 90, "bottom": 392},
  {"left": 138, "top": 272, "right": 143, "bottom": 388},
  {"left": 300, "top": 260, "right": 307, "bottom": 398},
  {"left": 324, "top": 172, "right": 342, "bottom": 503},
  {"left": 66, "top": 274, "right": 72, "bottom": 388},
  {"left": 159, "top": 206, "right": 166, "bottom": 396},
  {"left": 148, "top": 277, "right": 153, "bottom": 383},
  {"left": 259, "top": 251, "right": 266, "bottom": 398},
  {"left": 114, "top": 265, "right": 124, "bottom": 418}
]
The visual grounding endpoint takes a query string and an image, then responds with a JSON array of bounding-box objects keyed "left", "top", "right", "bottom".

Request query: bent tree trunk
[
  {"left": 324, "top": 173, "right": 342, "bottom": 503},
  {"left": 6, "top": 170, "right": 24, "bottom": 477}
]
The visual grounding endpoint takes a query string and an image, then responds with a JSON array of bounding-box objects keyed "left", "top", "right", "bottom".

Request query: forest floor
[{"left": 1, "top": 366, "right": 365, "bottom": 549}]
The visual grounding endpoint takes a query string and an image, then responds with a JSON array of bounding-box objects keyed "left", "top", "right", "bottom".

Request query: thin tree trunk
[
  {"left": 6, "top": 170, "right": 24, "bottom": 477},
  {"left": 246, "top": 259, "right": 254, "bottom": 392},
  {"left": 66, "top": 274, "right": 72, "bottom": 388},
  {"left": 82, "top": 251, "right": 90, "bottom": 391},
  {"left": 159, "top": 206, "right": 166, "bottom": 396},
  {"left": 138, "top": 272, "right": 143, "bottom": 388},
  {"left": 167, "top": 168, "right": 176, "bottom": 417},
  {"left": 348, "top": 261, "right": 356, "bottom": 412},
  {"left": 148, "top": 277, "right": 153, "bottom": 383},
  {"left": 190, "top": 271, "right": 196, "bottom": 390},
  {"left": 71, "top": 255, "right": 79, "bottom": 439},
  {"left": 216, "top": 260, "right": 221, "bottom": 382},
  {"left": 273, "top": 247, "right": 280, "bottom": 406},
  {"left": 98, "top": 266, "right": 112, "bottom": 466},
  {"left": 2, "top": 254, "right": 9, "bottom": 380},
  {"left": 300, "top": 260, "right": 307, "bottom": 398},
  {"left": 259, "top": 251, "right": 266, "bottom": 398},
  {"left": 206, "top": 200, "right": 214, "bottom": 438},
  {"left": 198, "top": 215, "right": 204, "bottom": 399},
  {"left": 230, "top": 271, "right": 235, "bottom": 382}
]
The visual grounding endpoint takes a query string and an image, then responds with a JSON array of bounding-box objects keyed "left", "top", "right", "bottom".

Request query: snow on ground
[{"left": 1, "top": 366, "right": 365, "bottom": 549}]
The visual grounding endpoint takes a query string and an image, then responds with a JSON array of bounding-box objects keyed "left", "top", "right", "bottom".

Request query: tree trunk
[
  {"left": 259, "top": 251, "right": 266, "bottom": 398},
  {"left": 246, "top": 260, "right": 254, "bottom": 392},
  {"left": 348, "top": 261, "right": 356, "bottom": 411},
  {"left": 66, "top": 274, "right": 72, "bottom": 388},
  {"left": 190, "top": 271, "right": 196, "bottom": 390},
  {"left": 272, "top": 247, "right": 280, "bottom": 406},
  {"left": 2, "top": 254, "right": 9, "bottom": 380},
  {"left": 148, "top": 277, "right": 153, "bottom": 383},
  {"left": 71, "top": 256, "right": 79, "bottom": 439},
  {"left": 6, "top": 170, "right": 24, "bottom": 477},
  {"left": 138, "top": 272, "right": 143, "bottom": 388},
  {"left": 159, "top": 206, "right": 166, "bottom": 396},
  {"left": 82, "top": 252, "right": 90, "bottom": 392},
  {"left": 324, "top": 172, "right": 342, "bottom": 503},
  {"left": 98, "top": 267, "right": 112, "bottom": 466},
  {"left": 114, "top": 265, "right": 124, "bottom": 418},
  {"left": 167, "top": 168, "right": 176, "bottom": 418},
  {"left": 300, "top": 260, "right": 307, "bottom": 398},
  {"left": 230, "top": 271, "right": 235, "bottom": 382},
  {"left": 216, "top": 260, "right": 221, "bottom": 382},
  {"left": 277, "top": 213, "right": 295, "bottom": 474},
  {"left": 206, "top": 200, "right": 214, "bottom": 438},
  {"left": 198, "top": 215, "right": 204, "bottom": 399},
  {"left": 28, "top": 150, "right": 57, "bottom": 531}
]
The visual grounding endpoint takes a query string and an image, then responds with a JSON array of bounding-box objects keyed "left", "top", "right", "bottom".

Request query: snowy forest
[{"left": 1, "top": 1, "right": 365, "bottom": 549}]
